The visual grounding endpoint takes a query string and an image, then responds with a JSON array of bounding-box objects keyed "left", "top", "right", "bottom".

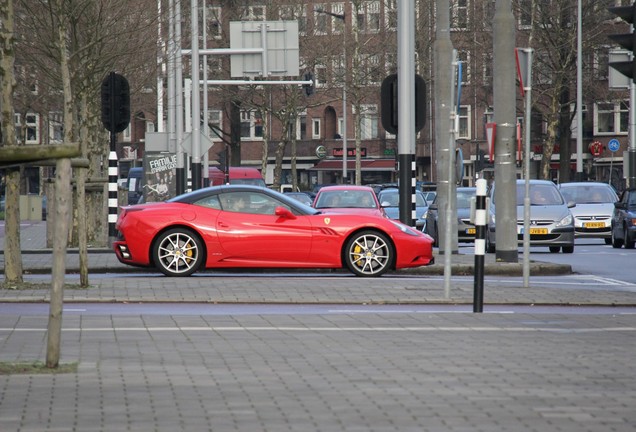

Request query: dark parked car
[
  {"left": 424, "top": 187, "right": 476, "bottom": 246},
  {"left": 611, "top": 188, "right": 636, "bottom": 249}
]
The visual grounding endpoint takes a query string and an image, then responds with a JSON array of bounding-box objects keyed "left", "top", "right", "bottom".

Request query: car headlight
[
  {"left": 555, "top": 213, "right": 573, "bottom": 228},
  {"left": 389, "top": 219, "right": 419, "bottom": 236}
]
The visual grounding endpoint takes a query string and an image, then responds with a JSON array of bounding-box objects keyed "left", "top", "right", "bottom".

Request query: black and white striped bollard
[{"left": 473, "top": 178, "right": 488, "bottom": 313}]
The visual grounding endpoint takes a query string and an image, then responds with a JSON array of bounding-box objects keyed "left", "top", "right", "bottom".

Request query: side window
[
  {"left": 194, "top": 195, "right": 221, "bottom": 209},
  {"left": 220, "top": 192, "right": 289, "bottom": 215}
]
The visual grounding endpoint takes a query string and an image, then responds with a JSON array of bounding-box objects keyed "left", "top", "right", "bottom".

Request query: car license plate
[
  {"left": 529, "top": 228, "right": 548, "bottom": 235},
  {"left": 466, "top": 228, "right": 476, "bottom": 234},
  {"left": 583, "top": 221, "right": 605, "bottom": 228},
  {"left": 521, "top": 227, "right": 549, "bottom": 235}
]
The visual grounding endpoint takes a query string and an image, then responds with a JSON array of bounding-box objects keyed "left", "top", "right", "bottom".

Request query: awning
[{"left": 309, "top": 159, "right": 395, "bottom": 172}]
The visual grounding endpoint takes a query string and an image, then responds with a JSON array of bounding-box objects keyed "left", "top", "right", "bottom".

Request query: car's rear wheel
[
  {"left": 344, "top": 230, "right": 394, "bottom": 277},
  {"left": 562, "top": 245, "right": 574, "bottom": 254},
  {"left": 549, "top": 246, "right": 560, "bottom": 253},
  {"left": 625, "top": 226, "right": 635, "bottom": 249},
  {"left": 152, "top": 228, "right": 204, "bottom": 277}
]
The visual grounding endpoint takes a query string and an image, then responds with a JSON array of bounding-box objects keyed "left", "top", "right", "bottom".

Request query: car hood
[
  {"left": 319, "top": 208, "right": 386, "bottom": 218},
  {"left": 515, "top": 204, "right": 570, "bottom": 221},
  {"left": 569, "top": 203, "right": 614, "bottom": 217}
]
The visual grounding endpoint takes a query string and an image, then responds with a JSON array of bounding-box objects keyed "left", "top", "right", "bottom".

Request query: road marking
[{"left": 2, "top": 326, "right": 636, "bottom": 333}]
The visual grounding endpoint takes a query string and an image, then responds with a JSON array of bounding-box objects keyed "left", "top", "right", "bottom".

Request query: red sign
[
  {"left": 589, "top": 141, "right": 603, "bottom": 157},
  {"left": 333, "top": 148, "right": 367, "bottom": 157}
]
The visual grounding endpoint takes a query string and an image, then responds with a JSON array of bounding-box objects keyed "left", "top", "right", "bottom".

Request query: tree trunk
[
  {"left": 46, "top": 157, "right": 72, "bottom": 368},
  {"left": 3, "top": 170, "right": 23, "bottom": 284}
]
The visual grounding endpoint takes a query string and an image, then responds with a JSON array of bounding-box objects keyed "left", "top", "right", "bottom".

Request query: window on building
[
  {"left": 208, "top": 110, "right": 223, "bottom": 140},
  {"left": 451, "top": 0, "right": 469, "bottom": 30},
  {"left": 457, "top": 50, "right": 471, "bottom": 85},
  {"left": 240, "top": 110, "right": 263, "bottom": 139},
  {"left": 280, "top": 5, "right": 306, "bottom": 34},
  {"left": 205, "top": 6, "right": 221, "bottom": 39},
  {"left": 458, "top": 106, "right": 471, "bottom": 139},
  {"left": 333, "top": 55, "right": 345, "bottom": 86},
  {"left": 364, "top": 54, "right": 382, "bottom": 85},
  {"left": 595, "top": 101, "right": 629, "bottom": 135},
  {"left": 296, "top": 113, "right": 307, "bottom": 140},
  {"left": 386, "top": 0, "right": 397, "bottom": 30},
  {"left": 518, "top": 3, "right": 532, "bottom": 29},
  {"left": 357, "top": 104, "right": 378, "bottom": 139},
  {"left": 356, "top": 1, "right": 380, "bottom": 33},
  {"left": 570, "top": 103, "right": 587, "bottom": 136},
  {"left": 24, "top": 113, "right": 39, "bottom": 144},
  {"left": 122, "top": 123, "right": 131, "bottom": 142},
  {"left": 241, "top": 6, "right": 265, "bottom": 21},
  {"left": 315, "top": 4, "right": 328, "bottom": 35},
  {"left": 48, "top": 112, "right": 63, "bottom": 144},
  {"left": 331, "top": 3, "right": 345, "bottom": 34},
  {"left": 315, "top": 61, "right": 328, "bottom": 87},
  {"left": 312, "top": 118, "right": 321, "bottom": 139}
]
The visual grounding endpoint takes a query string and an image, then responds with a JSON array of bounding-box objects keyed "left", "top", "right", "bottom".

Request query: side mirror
[
  {"left": 275, "top": 206, "right": 297, "bottom": 219},
  {"left": 567, "top": 200, "right": 576, "bottom": 208},
  {"left": 614, "top": 202, "right": 626, "bottom": 210}
]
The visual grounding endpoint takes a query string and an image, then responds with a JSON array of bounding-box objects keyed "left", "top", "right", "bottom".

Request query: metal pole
[
  {"left": 190, "top": 0, "right": 201, "bottom": 190},
  {"left": 473, "top": 178, "right": 488, "bottom": 312},
  {"left": 493, "top": 0, "right": 518, "bottom": 263},
  {"left": 343, "top": 27, "right": 348, "bottom": 183},
  {"left": 522, "top": 48, "right": 533, "bottom": 288},
  {"left": 576, "top": 0, "right": 583, "bottom": 179},
  {"left": 398, "top": 0, "right": 416, "bottom": 230},
  {"left": 175, "top": 0, "right": 185, "bottom": 194},
  {"left": 443, "top": 50, "right": 458, "bottom": 298},
  {"left": 202, "top": 0, "right": 209, "bottom": 187}
]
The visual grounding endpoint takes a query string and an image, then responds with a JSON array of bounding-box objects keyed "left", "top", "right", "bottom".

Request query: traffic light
[
  {"left": 608, "top": 3, "right": 636, "bottom": 82},
  {"left": 101, "top": 72, "right": 130, "bottom": 133},
  {"left": 380, "top": 73, "right": 426, "bottom": 135},
  {"left": 302, "top": 72, "right": 314, "bottom": 96}
]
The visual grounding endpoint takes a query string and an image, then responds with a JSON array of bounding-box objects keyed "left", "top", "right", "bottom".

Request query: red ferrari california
[{"left": 114, "top": 185, "right": 434, "bottom": 277}]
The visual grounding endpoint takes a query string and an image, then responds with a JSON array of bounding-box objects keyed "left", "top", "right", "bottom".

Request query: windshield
[
  {"left": 379, "top": 190, "right": 426, "bottom": 207},
  {"left": 559, "top": 185, "right": 617, "bottom": 204},
  {"left": 520, "top": 184, "right": 564, "bottom": 206},
  {"left": 315, "top": 190, "right": 377, "bottom": 209}
]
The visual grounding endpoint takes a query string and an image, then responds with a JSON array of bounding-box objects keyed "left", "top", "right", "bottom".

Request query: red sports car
[{"left": 114, "top": 185, "right": 434, "bottom": 277}]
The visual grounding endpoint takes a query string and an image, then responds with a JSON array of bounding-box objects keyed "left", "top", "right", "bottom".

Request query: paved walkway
[{"left": 2, "top": 221, "right": 636, "bottom": 431}]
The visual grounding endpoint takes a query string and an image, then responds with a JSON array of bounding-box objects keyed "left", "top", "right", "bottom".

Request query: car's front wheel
[
  {"left": 152, "top": 228, "right": 204, "bottom": 277},
  {"left": 344, "top": 230, "right": 394, "bottom": 277},
  {"left": 562, "top": 245, "right": 574, "bottom": 254},
  {"left": 625, "top": 225, "right": 635, "bottom": 249}
]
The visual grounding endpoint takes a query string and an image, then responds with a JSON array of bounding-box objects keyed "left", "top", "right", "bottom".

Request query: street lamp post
[{"left": 315, "top": 8, "right": 347, "bottom": 182}]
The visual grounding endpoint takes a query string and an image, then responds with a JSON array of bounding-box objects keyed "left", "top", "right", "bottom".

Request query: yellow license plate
[
  {"left": 466, "top": 228, "right": 476, "bottom": 234},
  {"left": 529, "top": 228, "right": 548, "bottom": 235},
  {"left": 583, "top": 222, "right": 605, "bottom": 228}
]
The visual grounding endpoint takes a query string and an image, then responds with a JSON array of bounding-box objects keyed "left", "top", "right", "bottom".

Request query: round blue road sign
[{"left": 608, "top": 139, "right": 620, "bottom": 153}]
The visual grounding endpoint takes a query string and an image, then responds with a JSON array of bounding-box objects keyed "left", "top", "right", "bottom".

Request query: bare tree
[{"left": 0, "top": 0, "right": 23, "bottom": 285}]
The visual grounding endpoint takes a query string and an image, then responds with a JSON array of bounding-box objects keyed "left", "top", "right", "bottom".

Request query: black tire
[
  {"left": 604, "top": 238, "right": 612, "bottom": 245},
  {"left": 344, "top": 230, "right": 394, "bottom": 277},
  {"left": 152, "top": 228, "right": 204, "bottom": 277},
  {"left": 611, "top": 225, "right": 623, "bottom": 249},
  {"left": 625, "top": 228, "right": 635, "bottom": 249},
  {"left": 562, "top": 245, "right": 574, "bottom": 254},
  {"left": 549, "top": 246, "right": 560, "bottom": 253},
  {"left": 486, "top": 233, "right": 495, "bottom": 253}
]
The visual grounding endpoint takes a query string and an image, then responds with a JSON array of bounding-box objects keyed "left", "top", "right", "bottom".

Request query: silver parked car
[
  {"left": 557, "top": 182, "right": 618, "bottom": 244},
  {"left": 487, "top": 180, "right": 575, "bottom": 253}
]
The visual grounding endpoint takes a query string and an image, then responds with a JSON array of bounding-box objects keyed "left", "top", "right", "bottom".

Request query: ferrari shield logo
[{"left": 324, "top": 217, "right": 331, "bottom": 225}]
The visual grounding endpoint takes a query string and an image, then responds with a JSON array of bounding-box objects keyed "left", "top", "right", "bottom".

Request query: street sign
[
  {"left": 229, "top": 21, "right": 299, "bottom": 78},
  {"left": 486, "top": 123, "right": 496, "bottom": 161},
  {"left": 608, "top": 139, "right": 621, "bottom": 152}
]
